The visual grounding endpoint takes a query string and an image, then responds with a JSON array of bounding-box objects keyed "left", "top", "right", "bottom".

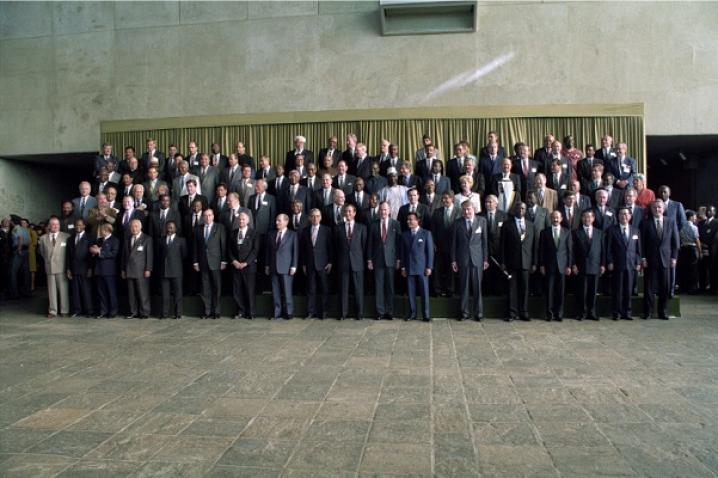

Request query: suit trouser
[
  {"left": 70, "top": 274, "right": 93, "bottom": 315},
  {"left": 698, "top": 254, "right": 711, "bottom": 291},
  {"left": 161, "top": 276, "right": 183, "bottom": 317},
  {"left": 458, "top": 265, "right": 483, "bottom": 318},
  {"left": 544, "top": 272, "right": 566, "bottom": 318},
  {"left": 374, "top": 265, "right": 396, "bottom": 315},
  {"left": 340, "top": 270, "right": 364, "bottom": 318},
  {"left": 96, "top": 275, "right": 118, "bottom": 316},
  {"left": 433, "top": 251, "right": 455, "bottom": 295},
  {"left": 232, "top": 268, "right": 256, "bottom": 316},
  {"left": 644, "top": 265, "right": 670, "bottom": 318},
  {"left": 507, "top": 269, "right": 530, "bottom": 319},
  {"left": 678, "top": 246, "right": 699, "bottom": 294},
  {"left": 407, "top": 274, "right": 430, "bottom": 319},
  {"left": 576, "top": 273, "right": 599, "bottom": 317},
  {"left": 612, "top": 269, "right": 635, "bottom": 318},
  {"left": 271, "top": 272, "right": 293, "bottom": 317},
  {"left": 9, "top": 252, "right": 30, "bottom": 298},
  {"left": 47, "top": 272, "right": 69, "bottom": 315},
  {"left": 307, "top": 267, "right": 329, "bottom": 315},
  {"left": 200, "top": 268, "right": 222, "bottom": 315},
  {"left": 127, "top": 277, "right": 151, "bottom": 316}
]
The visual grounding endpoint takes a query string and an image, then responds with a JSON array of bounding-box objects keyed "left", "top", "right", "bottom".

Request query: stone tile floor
[{"left": 0, "top": 296, "right": 717, "bottom": 477}]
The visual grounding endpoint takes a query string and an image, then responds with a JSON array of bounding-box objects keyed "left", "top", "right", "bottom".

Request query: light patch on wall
[{"left": 422, "top": 52, "right": 515, "bottom": 102}]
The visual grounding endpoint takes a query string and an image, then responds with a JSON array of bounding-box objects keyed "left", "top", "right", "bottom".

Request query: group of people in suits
[{"left": 25, "top": 131, "right": 695, "bottom": 322}]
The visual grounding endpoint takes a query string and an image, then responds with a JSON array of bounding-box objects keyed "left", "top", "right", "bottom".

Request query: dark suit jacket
[
  {"left": 255, "top": 166, "right": 277, "bottom": 182},
  {"left": 512, "top": 159, "right": 540, "bottom": 199},
  {"left": 228, "top": 228, "right": 259, "bottom": 272},
  {"left": 236, "top": 154, "right": 255, "bottom": 171},
  {"left": 122, "top": 233, "right": 153, "bottom": 278},
  {"left": 533, "top": 147, "right": 552, "bottom": 173},
  {"left": 591, "top": 207, "right": 617, "bottom": 230},
  {"left": 117, "top": 209, "right": 147, "bottom": 241},
  {"left": 93, "top": 235, "right": 120, "bottom": 276},
  {"left": 268, "top": 175, "right": 290, "bottom": 198},
  {"left": 379, "top": 157, "right": 403, "bottom": 177},
  {"left": 300, "top": 175, "right": 323, "bottom": 193},
  {"left": 94, "top": 154, "right": 118, "bottom": 174},
  {"left": 489, "top": 173, "right": 522, "bottom": 204},
  {"left": 332, "top": 174, "right": 357, "bottom": 196},
  {"left": 178, "top": 194, "right": 208, "bottom": 218},
  {"left": 266, "top": 228, "right": 299, "bottom": 273},
  {"left": 285, "top": 149, "right": 314, "bottom": 174},
  {"left": 248, "top": 193, "right": 277, "bottom": 235},
  {"left": 279, "top": 185, "right": 311, "bottom": 215},
  {"left": 625, "top": 204, "right": 645, "bottom": 229},
  {"left": 302, "top": 224, "right": 333, "bottom": 271},
  {"left": 140, "top": 151, "right": 166, "bottom": 173},
  {"left": 288, "top": 213, "right": 310, "bottom": 234},
  {"left": 560, "top": 206, "right": 582, "bottom": 230},
  {"left": 193, "top": 223, "right": 227, "bottom": 271},
  {"left": 314, "top": 187, "right": 338, "bottom": 210},
  {"left": 220, "top": 207, "right": 254, "bottom": 234},
  {"left": 66, "top": 232, "right": 93, "bottom": 275},
  {"left": 479, "top": 154, "right": 505, "bottom": 186},
  {"left": 367, "top": 218, "right": 401, "bottom": 268},
  {"left": 397, "top": 203, "right": 431, "bottom": 232},
  {"left": 480, "top": 210, "right": 508, "bottom": 257},
  {"left": 334, "top": 221, "right": 366, "bottom": 272},
  {"left": 157, "top": 235, "right": 187, "bottom": 278},
  {"left": 398, "top": 174, "right": 423, "bottom": 194},
  {"left": 346, "top": 190, "right": 371, "bottom": 216},
  {"left": 211, "top": 196, "right": 230, "bottom": 217},
  {"left": 539, "top": 226, "right": 572, "bottom": 273},
  {"left": 365, "top": 175, "right": 388, "bottom": 196},
  {"left": 431, "top": 206, "right": 462, "bottom": 255},
  {"left": 400, "top": 228, "right": 434, "bottom": 274},
  {"left": 577, "top": 157, "right": 603, "bottom": 192},
  {"left": 526, "top": 205, "right": 550, "bottom": 232},
  {"left": 641, "top": 217, "right": 680, "bottom": 268},
  {"left": 149, "top": 209, "right": 183, "bottom": 239},
  {"left": 547, "top": 171, "right": 570, "bottom": 192},
  {"left": 352, "top": 156, "right": 372, "bottom": 179},
  {"left": 500, "top": 218, "right": 537, "bottom": 270},
  {"left": 317, "top": 148, "right": 341, "bottom": 167},
  {"left": 480, "top": 144, "right": 507, "bottom": 159},
  {"left": 572, "top": 227, "right": 604, "bottom": 275},
  {"left": 606, "top": 224, "right": 642, "bottom": 271},
  {"left": 92, "top": 180, "right": 119, "bottom": 197},
  {"left": 451, "top": 216, "right": 488, "bottom": 268}
]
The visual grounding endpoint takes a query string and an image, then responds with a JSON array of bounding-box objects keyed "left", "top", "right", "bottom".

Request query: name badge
[
  {"left": 60, "top": 242, "right": 67, "bottom": 247},
  {"left": 262, "top": 201, "right": 269, "bottom": 206},
  {"left": 67, "top": 224, "right": 75, "bottom": 229},
  {"left": 418, "top": 238, "right": 424, "bottom": 243},
  {"left": 238, "top": 239, "right": 244, "bottom": 245},
  {"left": 562, "top": 163, "right": 567, "bottom": 169},
  {"left": 560, "top": 185, "right": 567, "bottom": 190},
  {"left": 606, "top": 211, "right": 613, "bottom": 216},
  {"left": 497, "top": 222, "right": 503, "bottom": 227},
  {"left": 137, "top": 246, "right": 144, "bottom": 251},
  {"left": 531, "top": 168, "right": 537, "bottom": 173},
  {"left": 632, "top": 235, "right": 639, "bottom": 240},
  {"left": 475, "top": 227, "right": 482, "bottom": 234},
  {"left": 622, "top": 165, "right": 631, "bottom": 172}
]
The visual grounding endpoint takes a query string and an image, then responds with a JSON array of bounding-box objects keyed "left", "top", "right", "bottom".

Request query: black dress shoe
[
  {"left": 459, "top": 314, "right": 469, "bottom": 322},
  {"left": 575, "top": 315, "right": 585, "bottom": 321},
  {"left": 375, "top": 315, "right": 383, "bottom": 320},
  {"left": 505, "top": 317, "right": 515, "bottom": 322},
  {"left": 175, "top": 315, "right": 182, "bottom": 320},
  {"left": 405, "top": 316, "right": 416, "bottom": 321},
  {"left": 125, "top": 314, "right": 137, "bottom": 319},
  {"left": 612, "top": 315, "right": 620, "bottom": 320},
  {"left": 623, "top": 316, "right": 634, "bottom": 321},
  {"left": 641, "top": 315, "right": 650, "bottom": 320},
  {"left": 588, "top": 316, "right": 599, "bottom": 321},
  {"left": 355, "top": 316, "right": 363, "bottom": 321},
  {"left": 423, "top": 317, "right": 431, "bottom": 322},
  {"left": 139, "top": 315, "right": 149, "bottom": 319},
  {"left": 338, "top": 316, "right": 346, "bottom": 321},
  {"left": 106, "top": 315, "right": 115, "bottom": 319},
  {"left": 286, "top": 315, "right": 293, "bottom": 320},
  {"left": 158, "top": 315, "right": 166, "bottom": 320},
  {"left": 473, "top": 316, "right": 483, "bottom": 322},
  {"left": 555, "top": 317, "right": 563, "bottom": 322},
  {"left": 659, "top": 315, "right": 669, "bottom": 320},
  {"left": 248, "top": 315, "right": 255, "bottom": 320},
  {"left": 520, "top": 317, "right": 531, "bottom": 322},
  {"left": 385, "top": 314, "right": 393, "bottom": 321},
  {"left": 213, "top": 314, "right": 220, "bottom": 320},
  {"left": 85, "top": 315, "right": 93, "bottom": 319}
]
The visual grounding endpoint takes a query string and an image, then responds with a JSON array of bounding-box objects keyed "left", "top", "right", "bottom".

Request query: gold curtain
[{"left": 102, "top": 116, "right": 644, "bottom": 172}]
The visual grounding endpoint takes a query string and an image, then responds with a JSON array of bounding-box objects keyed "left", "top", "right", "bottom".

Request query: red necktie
[{"left": 381, "top": 221, "right": 387, "bottom": 242}]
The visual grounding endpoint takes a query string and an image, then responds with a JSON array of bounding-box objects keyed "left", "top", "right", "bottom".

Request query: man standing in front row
[
  {"left": 38, "top": 217, "right": 70, "bottom": 318},
  {"left": 368, "top": 202, "right": 401, "bottom": 320},
  {"left": 302, "top": 209, "right": 333, "bottom": 319},
  {"left": 229, "top": 211, "right": 259, "bottom": 320},
  {"left": 158, "top": 221, "right": 187, "bottom": 319},
  {"left": 606, "top": 208, "right": 642, "bottom": 320},
  {"left": 90, "top": 224, "right": 120, "bottom": 318},
  {"left": 451, "top": 202, "right": 489, "bottom": 321},
  {"left": 122, "top": 219, "right": 153, "bottom": 319},
  {"left": 641, "top": 199, "right": 679, "bottom": 319},
  {"left": 265, "top": 214, "right": 299, "bottom": 320},
  {"left": 501, "top": 202, "right": 536, "bottom": 322},
  {"left": 571, "top": 210, "right": 605, "bottom": 321},
  {"left": 539, "top": 210, "right": 572, "bottom": 321},
  {"left": 335, "top": 204, "right": 367, "bottom": 320},
  {"left": 193, "top": 209, "right": 227, "bottom": 319},
  {"left": 400, "top": 212, "right": 434, "bottom": 322},
  {"left": 66, "top": 217, "right": 93, "bottom": 318}
]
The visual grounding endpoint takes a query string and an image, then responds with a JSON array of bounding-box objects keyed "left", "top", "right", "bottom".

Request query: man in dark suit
[
  {"left": 397, "top": 188, "right": 431, "bottom": 232},
  {"left": 209, "top": 143, "right": 228, "bottom": 170},
  {"left": 427, "top": 159, "right": 451, "bottom": 197},
  {"left": 539, "top": 210, "right": 573, "bottom": 321},
  {"left": 150, "top": 194, "right": 182, "bottom": 241},
  {"left": 65, "top": 218, "right": 93, "bottom": 318},
  {"left": 398, "top": 162, "right": 423, "bottom": 195},
  {"left": 301, "top": 162, "right": 323, "bottom": 195},
  {"left": 605, "top": 143, "right": 637, "bottom": 191},
  {"left": 533, "top": 134, "right": 555, "bottom": 174},
  {"left": 256, "top": 155, "right": 277, "bottom": 182},
  {"left": 317, "top": 136, "right": 341, "bottom": 167},
  {"left": 591, "top": 189, "right": 617, "bottom": 230},
  {"left": 248, "top": 179, "right": 276, "bottom": 293},
  {"left": 234, "top": 142, "right": 255, "bottom": 172},
  {"left": 93, "top": 168, "right": 119, "bottom": 197},
  {"left": 192, "top": 209, "right": 227, "bottom": 319},
  {"left": 512, "top": 144, "right": 539, "bottom": 201},
  {"left": 73, "top": 181, "right": 98, "bottom": 221},
  {"left": 178, "top": 179, "right": 208, "bottom": 218},
  {"left": 501, "top": 202, "right": 537, "bottom": 321},
  {"left": 140, "top": 138, "right": 165, "bottom": 174},
  {"left": 400, "top": 213, "right": 434, "bottom": 321},
  {"left": 228, "top": 212, "right": 259, "bottom": 319},
  {"left": 285, "top": 135, "right": 314, "bottom": 173},
  {"left": 89, "top": 224, "right": 120, "bottom": 318},
  {"left": 352, "top": 143, "right": 372, "bottom": 180},
  {"left": 577, "top": 145, "right": 602, "bottom": 194},
  {"left": 547, "top": 159, "right": 570, "bottom": 192},
  {"left": 479, "top": 131, "right": 507, "bottom": 159},
  {"left": 623, "top": 189, "right": 645, "bottom": 229},
  {"left": 526, "top": 190, "right": 550, "bottom": 232},
  {"left": 332, "top": 160, "right": 356, "bottom": 196},
  {"left": 347, "top": 178, "right": 371, "bottom": 224},
  {"left": 447, "top": 143, "right": 472, "bottom": 193},
  {"left": 641, "top": 200, "right": 679, "bottom": 320},
  {"left": 280, "top": 170, "right": 311, "bottom": 215},
  {"left": 571, "top": 210, "right": 605, "bottom": 321},
  {"left": 265, "top": 214, "right": 299, "bottom": 319},
  {"left": 221, "top": 154, "right": 243, "bottom": 194},
  {"left": 269, "top": 164, "right": 289, "bottom": 196},
  {"left": 302, "top": 209, "right": 333, "bottom": 319},
  {"left": 658, "top": 185, "right": 687, "bottom": 296},
  {"left": 569, "top": 180, "right": 593, "bottom": 212},
  {"left": 94, "top": 143, "right": 117, "bottom": 175},
  {"left": 341, "top": 133, "right": 358, "bottom": 166},
  {"left": 117, "top": 196, "right": 147, "bottom": 243},
  {"left": 335, "top": 204, "right": 366, "bottom": 320},
  {"left": 367, "top": 202, "right": 401, "bottom": 320},
  {"left": 379, "top": 144, "right": 402, "bottom": 178},
  {"left": 431, "top": 192, "right": 461, "bottom": 297},
  {"left": 559, "top": 192, "right": 582, "bottom": 231},
  {"left": 193, "top": 154, "right": 220, "bottom": 205},
  {"left": 545, "top": 140, "right": 572, "bottom": 180},
  {"left": 480, "top": 194, "right": 508, "bottom": 295},
  {"left": 288, "top": 200, "right": 310, "bottom": 234},
  {"left": 490, "top": 158, "right": 521, "bottom": 213},
  {"left": 157, "top": 221, "right": 187, "bottom": 319},
  {"left": 365, "top": 161, "right": 388, "bottom": 196},
  {"left": 212, "top": 183, "right": 230, "bottom": 216},
  {"left": 606, "top": 208, "right": 642, "bottom": 320},
  {"left": 479, "top": 141, "right": 505, "bottom": 188},
  {"left": 122, "top": 219, "right": 153, "bottom": 319},
  {"left": 315, "top": 173, "right": 338, "bottom": 212},
  {"left": 451, "top": 201, "right": 489, "bottom": 321}
]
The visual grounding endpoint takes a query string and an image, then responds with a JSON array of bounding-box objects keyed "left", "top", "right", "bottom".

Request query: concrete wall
[{"left": 0, "top": 1, "right": 716, "bottom": 157}]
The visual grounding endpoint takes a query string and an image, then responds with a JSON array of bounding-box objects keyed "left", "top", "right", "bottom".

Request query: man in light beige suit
[
  {"left": 533, "top": 173, "right": 558, "bottom": 212},
  {"left": 39, "top": 217, "right": 70, "bottom": 318}
]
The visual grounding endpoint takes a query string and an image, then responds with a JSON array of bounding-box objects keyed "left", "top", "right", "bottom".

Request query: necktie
[
  {"left": 311, "top": 227, "right": 318, "bottom": 246},
  {"left": 539, "top": 189, "right": 544, "bottom": 204},
  {"left": 554, "top": 228, "right": 560, "bottom": 247},
  {"left": 410, "top": 205, "right": 415, "bottom": 213},
  {"left": 567, "top": 209, "right": 572, "bottom": 224},
  {"left": 325, "top": 190, "right": 330, "bottom": 205},
  {"left": 656, "top": 219, "right": 663, "bottom": 240},
  {"left": 586, "top": 227, "right": 592, "bottom": 241},
  {"left": 80, "top": 197, "right": 86, "bottom": 215},
  {"left": 335, "top": 207, "right": 341, "bottom": 224},
  {"left": 347, "top": 223, "right": 353, "bottom": 242},
  {"left": 205, "top": 226, "right": 211, "bottom": 241},
  {"left": 624, "top": 226, "right": 629, "bottom": 241},
  {"left": 75, "top": 234, "right": 80, "bottom": 245},
  {"left": 123, "top": 211, "right": 129, "bottom": 226},
  {"left": 291, "top": 186, "right": 296, "bottom": 200},
  {"left": 131, "top": 236, "right": 136, "bottom": 248},
  {"left": 519, "top": 220, "right": 525, "bottom": 235},
  {"left": 523, "top": 161, "right": 528, "bottom": 177},
  {"left": 194, "top": 213, "right": 200, "bottom": 227},
  {"left": 167, "top": 236, "right": 171, "bottom": 246},
  {"left": 294, "top": 215, "right": 299, "bottom": 228},
  {"left": 339, "top": 176, "right": 344, "bottom": 187},
  {"left": 276, "top": 230, "right": 282, "bottom": 246},
  {"left": 309, "top": 177, "right": 314, "bottom": 189},
  {"left": 356, "top": 192, "right": 360, "bottom": 205},
  {"left": 238, "top": 230, "right": 244, "bottom": 241},
  {"left": 489, "top": 212, "right": 494, "bottom": 227},
  {"left": 444, "top": 209, "right": 450, "bottom": 227},
  {"left": 381, "top": 221, "right": 387, "bottom": 242},
  {"left": 466, "top": 220, "right": 472, "bottom": 233},
  {"left": 230, "top": 168, "right": 235, "bottom": 181},
  {"left": 52, "top": 234, "right": 56, "bottom": 247},
  {"left": 434, "top": 174, "right": 439, "bottom": 184}
]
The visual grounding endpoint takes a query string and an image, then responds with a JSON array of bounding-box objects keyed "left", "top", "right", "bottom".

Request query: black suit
[
  {"left": 140, "top": 150, "right": 166, "bottom": 174},
  {"left": 397, "top": 203, "right": 431, "bottom": 232},
  {"left": 431, "top": 206, "right": 461, "bottom": 295},
  {"left": 533, "top": 147, "right": 552, "bottom": 174},
  {"left": 317, "top": 148, "right": 341, "bottom": 167},
  {"left": 591, "top": 206, "right": 617, "bottom": 231},
  {"left": 335, "top": 221, "right": 366, "bottom": 319},
  {"left": 192, "top": 223, "right": 227, "bottom": 316},
  {"left": 248, "top": 193, "right": 277, "bottom": 236},
  {"left": 285, "top": 149, "right": 314, "bottom": 173},
  {"left": 606, "top": 224, "right": 641, "bottom": 319},
  {"left": 572, "top": 227, "right": 605, "bottom": 319},
  {"left": 302, "top": 224, "right": 333, "bottom": 317},
  {"left": 512, "top": 159, "right": 540, "bottom": 201},
  {"left": 157, "top": 235, "right": 187, "bottom": 317},
  {"left": 268, "top": 175, "right": 290, "bottom": 198},
  {"left": 279, "top": 184, "right": 311, "bottom": 216},
  {"left": 539, "top": 226, "right": 572, "bottom": 320},
  {"left": 149, "top": 208, "right": 182, "bottom": 240},
  {"left": 352, "top": 155, "right": 372, "bottom": 180},
  {"left": 346, "top": 191, "right": 371, "bottom": 223},
  {"left": 501, "top": 218, "right": 537, "bottom": 320},
  {"left": 266, "top": 228, "right": 299, "bottom": 318},
  {"left": 641, "top": 217, "right": 679, "bottom": 319},
  {"left": 228, "top": 228, "right": 259, "bottom": 318},
  {"left": 577, "top": 157, "right": 603, "bottom": 193},
  {"left": 66, "top": 231, "right": 93, "bottom": 316},
  {"left": 367, "top": 218, "right": 401, "bottom": 317},
  {"left": 178, "top": 194, "right": 208, "bottom": 218},
  {"left": 451, "top": 216, "right": 489, "bottom": 319},
  {"left": 94, "top": 154, "right": 117, "bottom": 175},
  {"left": 481, "top": 210, "right": 508, "bottom": 295}
]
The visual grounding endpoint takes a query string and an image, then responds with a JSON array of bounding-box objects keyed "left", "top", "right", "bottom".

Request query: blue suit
[
  {"left": 266, "top": 228, "right": 299, "bottom": 318},
  {"left": 641, "top": 216, "right": 679, "bottom": 319},
  {"left": 605, "top": 156, "right": 637, "bottom": 189},
  {"left": 400, "top": 228, "right": 434, "bottom": 320},
  {"left": 93, "top": 235, "right": 120, "bottom": 316},
  {"left": 606, "top": 224, "right": 641, "bottom": 319}
]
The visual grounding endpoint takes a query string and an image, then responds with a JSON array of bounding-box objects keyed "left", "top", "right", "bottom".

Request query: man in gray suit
[
  {"left": 237, "top": 165, "right": 256, "bottom": 208},
  {"left": 539, "top": 210, "right": 573, "bottom": 321},
  {"left": 72, "top": 181, "right": 98, "bottom": 221},
  {"left": 193, "top": 153, "right": 220, "bottom": 205},
  {"left": 158, "top": 221, "right": 187, "bottom": 319},
  {"left": 192, "top": 209, "right": 227, "bottom": 319},
  {"left": 172, "top": 159, "right": 201, "bottom": 204},
  {"left": 265, "top": 214, "right": 299, "bottom": 320},
  {"left": 451, "top": 201, "right": 489, "bottom": 321},
  {"left": 367, "top": 202, "right": 401, "bottom": 320},
  {"left": 335, "top": 204, "right": 367, "bottom": 320},
  {"left": 122, "top": 219, "right": 153, "bottom": 319}
]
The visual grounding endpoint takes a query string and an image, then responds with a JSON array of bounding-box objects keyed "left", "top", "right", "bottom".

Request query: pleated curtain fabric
[{"left": 102, "top": 116, "right": 644, "bottom": 172}]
